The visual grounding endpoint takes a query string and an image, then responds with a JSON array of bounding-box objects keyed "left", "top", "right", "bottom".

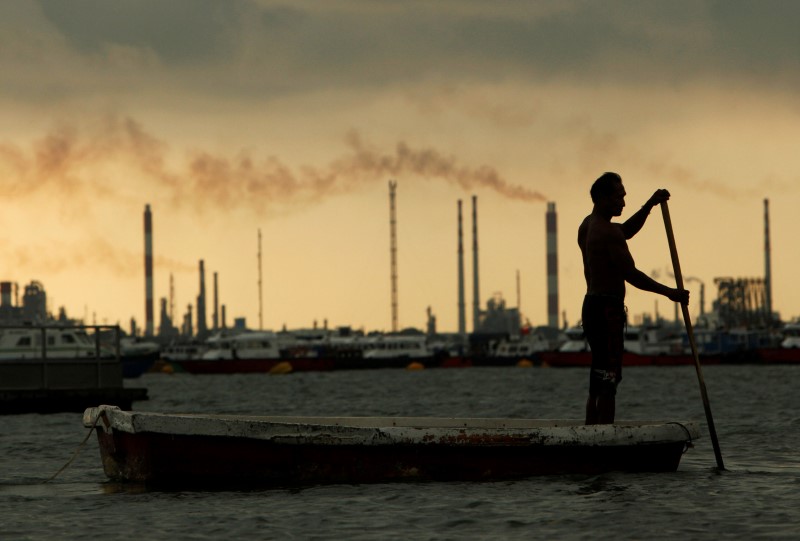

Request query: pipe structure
[
  {"left": 472, "top": 195, "right": 480, "bottom": 332},
  {"left": 457, "top": 200, "right": 466, "bottom": 336},
  {"left": 144, "top": 204, "right": 154, "bottom": 337},
  {"left": 546, "top": 202, "right": 559, "bottom": 328}
]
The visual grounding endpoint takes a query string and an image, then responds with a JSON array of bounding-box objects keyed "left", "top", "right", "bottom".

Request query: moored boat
[
  {"left": 83, "top": 405, "right": 700, "bottom": 487},
  {"left": 0, "top": 325, "right": 148, "bottom": 414}
]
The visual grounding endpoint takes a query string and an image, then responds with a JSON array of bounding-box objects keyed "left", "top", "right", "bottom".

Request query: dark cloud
[
  {"left": 22, "top": 1, "right": 800, "bottom": 98},
  {"left": 36, "top": 0, "right": 242, "bottom": 64}
]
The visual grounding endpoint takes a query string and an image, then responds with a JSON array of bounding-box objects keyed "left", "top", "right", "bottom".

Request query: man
[{"left": 578, "top": 172, "right": 689, "bottom": 425}]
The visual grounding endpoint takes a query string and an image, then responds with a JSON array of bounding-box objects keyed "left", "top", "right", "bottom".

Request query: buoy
[
  {"left": 269, "top": 361, "right": 293, "bottom": 375},
  {"left": 161, "top": 363, "right": 174, "bottom": 374},
  {"left": 516, "top": 359, "right": 534, "bottom": 368},
  {"left": 406, "top": 361, "right": 425, "bottom": 371}
]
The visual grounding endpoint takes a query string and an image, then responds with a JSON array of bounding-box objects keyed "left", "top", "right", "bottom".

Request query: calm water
[{"left": 2, "top": 365, "right": 799, "bottom": 540}]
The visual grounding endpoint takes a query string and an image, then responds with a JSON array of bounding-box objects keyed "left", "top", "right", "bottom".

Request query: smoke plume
[{"left": 0, "top": 116, "right": 546, "bottom": 215}]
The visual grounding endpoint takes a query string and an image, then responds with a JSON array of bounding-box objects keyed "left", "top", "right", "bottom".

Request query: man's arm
[
  {"left": 620, "top": 189, "right": 670, "bottom": 239},
  {"left": 626, "top": 268, "right": 689, "bottom": 304}
]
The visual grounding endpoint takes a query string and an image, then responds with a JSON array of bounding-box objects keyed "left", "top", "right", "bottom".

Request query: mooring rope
[
  {"left": 45, "top": 413, "right": 101, "bottom": 483},
  {"left": 666, "top": 421, "right": 694, "bottom": 454}
]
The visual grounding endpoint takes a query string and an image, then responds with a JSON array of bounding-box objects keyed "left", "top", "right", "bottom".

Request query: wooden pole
[{"left": 661, "top": 201, "right": 725, "bottom": 470}]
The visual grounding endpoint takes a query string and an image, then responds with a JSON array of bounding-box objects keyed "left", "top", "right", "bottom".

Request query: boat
[
  {"left": 755, "top": 322, "right": 800, "bottom": 363},
  {"left": 83, "top": 405, "right": 700, "bottom": 487},
  {"left": 166, "top": 330, "right": 466, "bottom": 373},
  {"left": 119, "top": 337, "right": 160, "bottom": 378},
  {"left": 0, "top": 325, "right": 148, "bottom": 414},
  {"left": 0, "top": 326, "right": 104, "bottom": 360}
]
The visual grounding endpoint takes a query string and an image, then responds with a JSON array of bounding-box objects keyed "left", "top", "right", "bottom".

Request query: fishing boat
[{"left": 83, "top": 405, "right": 700, "bottom": 487}]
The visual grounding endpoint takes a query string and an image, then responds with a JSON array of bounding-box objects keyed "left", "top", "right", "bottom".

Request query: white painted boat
[{"left": 83, "top": 405, "right": 700, "bottom": 487}]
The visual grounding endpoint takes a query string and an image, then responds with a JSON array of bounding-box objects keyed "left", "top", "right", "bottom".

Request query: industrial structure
[
  {"left": 546, "top": 202, "right": 559, "bottom": 328},
  {"left": 472, "top": 195, "right": 481, "bottom": 332},
  {"left": 143, "top": 204, "right": 154, "bottom": 337},
  {"left": 389, "top": 180, "right": 399, "bottom": 332},
  {"left": 456, "top": 199, "right": 466, "bottom": 336},
  {"left": 258, "top": 228, "right": 263, "bottom": 330},
  {"left": 196, "top": 260, "right": 208, "bottom": 339},
  {"left": 764, "top": 198, "right": 772, "bottom": 319}
]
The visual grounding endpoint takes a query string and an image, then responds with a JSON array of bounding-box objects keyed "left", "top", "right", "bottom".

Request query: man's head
[{"left": 590, "top": 172, "right": 625, "bottom": 216}]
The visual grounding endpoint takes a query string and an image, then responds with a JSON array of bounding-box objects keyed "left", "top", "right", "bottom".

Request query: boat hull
[{"left": 84, "top": 406, "right": 699, "bottom": 487}]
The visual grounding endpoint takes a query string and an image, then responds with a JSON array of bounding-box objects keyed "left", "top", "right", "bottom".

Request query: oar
[{"left": 661, "top": 201, "right": 725, "bottom": 471}]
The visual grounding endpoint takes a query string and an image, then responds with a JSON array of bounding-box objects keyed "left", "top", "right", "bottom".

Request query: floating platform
[{"left": 1, "top": 388, "right": 147, "bottom": 415}]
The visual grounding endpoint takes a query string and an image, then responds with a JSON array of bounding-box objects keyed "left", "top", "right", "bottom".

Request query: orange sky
[{"left": 1, "top": 1, "right": 799, "bottom": 333}]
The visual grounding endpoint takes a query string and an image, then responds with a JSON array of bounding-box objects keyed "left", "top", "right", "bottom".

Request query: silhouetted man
[{"left": 578, "top": 172, "right": 689, "bottom": 425}]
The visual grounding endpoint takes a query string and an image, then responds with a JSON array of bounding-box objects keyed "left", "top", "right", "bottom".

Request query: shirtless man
[{"left": 578, "top": 172, "right": 689, "bottom": 425}]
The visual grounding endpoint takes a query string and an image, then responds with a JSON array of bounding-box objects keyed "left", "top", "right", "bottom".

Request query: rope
[
  {"left": 44, "top": 413, "right": 102, "bottom": 483},
  {"left": 666, "top": 421, "right": 694, "bottom": 454}
]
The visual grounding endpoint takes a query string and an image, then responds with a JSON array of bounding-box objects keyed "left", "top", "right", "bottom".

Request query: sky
[{"left": 1, "top": 0, "right": 799, "bottom": 334}]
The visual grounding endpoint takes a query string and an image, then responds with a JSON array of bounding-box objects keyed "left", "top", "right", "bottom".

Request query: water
[{"left": 2, "top": 365, "right": 799, "bottom": 540}]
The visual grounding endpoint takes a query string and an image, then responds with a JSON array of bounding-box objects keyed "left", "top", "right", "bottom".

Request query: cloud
[{"left": 2, "top": 0, "right": 796, "bottom": 107}]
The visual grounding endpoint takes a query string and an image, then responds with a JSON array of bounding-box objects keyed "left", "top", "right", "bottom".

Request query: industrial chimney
[
  {"left": 213, "top": 271, "right": 219, "bottom": 331},
  {"left": 472, "top": 195, "right": 481, "bottom": 332},
  {"left": 546, "top": 202, "right": 559, "bottom": 328},
  {"left": 197, "top": 259, "right": 207, "bottom": 338},
  {"left": 144, "top": 204, "right": 154, "bottom": 337},
  {"left": 457, "top": 200, "right": 466, "bottom": 336}
]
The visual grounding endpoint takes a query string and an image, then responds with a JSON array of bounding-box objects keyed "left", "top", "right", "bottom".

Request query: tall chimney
[
  {"left": 197, "top": 259, "right": 207, "bottom": 338},
  {"left": 471, "top": 195, "right": 480, "bottom": 332},
  {"left": 1, "top": 282, "right": 12, "bottom": 307},
  {"left": 764, "top": 198, "right": 772, "bottom": 321},
  {"left": 546, "top": 202, "right": 559, "bottom": 328},
  {"left": 144, "top": 204, "right": 154, "bottom": 336},
  {"left": 457, "top": 200, "right": 466, "bottom": 336},
  {"left": 213, "top": 271, "right": 219, "bottom": 331}
]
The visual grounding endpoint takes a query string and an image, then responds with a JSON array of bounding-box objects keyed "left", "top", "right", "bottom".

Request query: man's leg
[
  {"left": 585, "top": 394, "right": 599, "bottom": 425},
  {"left": 596, "top": 394, "right": 615, "bottom": 424}
]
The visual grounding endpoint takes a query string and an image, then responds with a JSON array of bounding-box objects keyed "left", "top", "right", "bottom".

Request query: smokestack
[
  {"left": 1, "top": 282, "right": 11, "bottom": 307},
  {"left": 457, "top": 200, "right": 466, "bottom": 336},
  {"left": 213, "top": 271, "right": 219, "bottom": 331},
  {"left": 472, "top": 195, "right": 480, "bottom": 332},
  {"left": 389, "top": 180, "right": 398, "bottom": 332},
  {"left": 546, "top": 202, "right": 559, "bottom": 328},
  {"left": 144, "top": 204, "right": 154, "bottom": 337},
  {"left": 197, "top": 259, "right": 207, "bottom": 337},
  {"left": 764, "top": 198, "right": 772, "bottom": 321}
]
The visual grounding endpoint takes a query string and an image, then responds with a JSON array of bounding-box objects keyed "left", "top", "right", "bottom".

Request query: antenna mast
[
  {"left": 258, "top": 228, "right": 263, "bottom": 330},
  {"left": 389, "top": 180, "right": 398, "bottom": 332}
]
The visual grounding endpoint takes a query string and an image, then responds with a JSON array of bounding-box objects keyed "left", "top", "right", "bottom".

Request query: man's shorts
[{"left": 582, "top": 294, "right": 626, "bottom": 397}]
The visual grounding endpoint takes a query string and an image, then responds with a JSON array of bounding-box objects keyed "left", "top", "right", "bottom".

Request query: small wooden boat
[{"left": 83, "top": 406, "right": 700, "bottom": 487}]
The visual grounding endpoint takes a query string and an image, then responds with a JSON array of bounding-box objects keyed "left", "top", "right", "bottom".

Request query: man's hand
[
  {"left": 667, "top": 288, "right": 690, "bottom": 305},
  {"left": 646, "top": 189, "right": 670, "bottom": 208}
]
